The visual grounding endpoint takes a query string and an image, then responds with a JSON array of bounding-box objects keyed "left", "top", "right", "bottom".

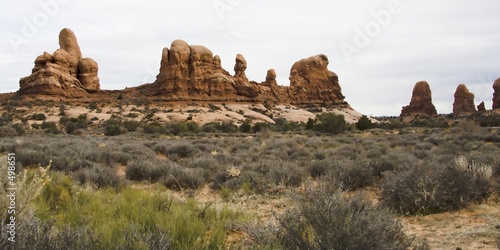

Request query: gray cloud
[{"left": 1, "top": 0, "right": 499, "bottom": 116}]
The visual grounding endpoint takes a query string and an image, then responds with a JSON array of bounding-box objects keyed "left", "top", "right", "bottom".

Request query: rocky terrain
[{"left": 494, "top": 78, "right": 500, "bottom": 110}]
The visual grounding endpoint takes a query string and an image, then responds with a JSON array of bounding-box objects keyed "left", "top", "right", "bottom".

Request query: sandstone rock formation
[
  {"left": 19, "top": 28, "right": 100, "bottom": 97},
  {"left": 493, "top": 78, "right": 500, "bottom": 109},
  {"left": 453, "top": 84, "right": 476, "bottom": 115},
  {"left": 477, "top": 101, "right": 486, "bottom": 112},
  {"left": 289, "top": 54, "right": 345, "bottom": 105},
  {"left": 143, "top": 39, "right": 260, "bottom": 101},
  {"left": 400, "top": 81, "right": 437, "bottom": 116},
  {"left": 140, "top": 41, "right": 347, "bottom": 106}
]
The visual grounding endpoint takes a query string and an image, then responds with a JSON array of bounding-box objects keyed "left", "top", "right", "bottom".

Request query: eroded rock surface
[
  {"left": 453, "top": 84, "right": 476, "bottom": 115},
  {"left": 19, "top": 28, "right": 100, "bottom": 97},
  {"left": 401, "top": 81, "right": 437, "bottom": 116}
]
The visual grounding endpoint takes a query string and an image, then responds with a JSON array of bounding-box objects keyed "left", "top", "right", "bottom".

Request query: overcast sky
[{"left": 1, "top": 0, "right": 499, "bottom": 116}]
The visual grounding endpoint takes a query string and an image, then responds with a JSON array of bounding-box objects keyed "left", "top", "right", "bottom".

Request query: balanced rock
[
  {"left": 493, "top": 78, "right": 500, "bottom": 109},
  {"left": 401, "top": 81, "right": 437, "bottom": 116},
  {"left": 477, "top": 101, "right": 486, "bottom": 112},
  {"left": 288, "top": 54, "right": 345, "bottom": 104},
  {"left": 265, "top": 69, "right": 277, "bottom": 84},
  {"left": 453, "top": 84, "right": 476, "bottom": 115},
  {"left": 19, "top": 28, "right": 100, "bottom": 97}
]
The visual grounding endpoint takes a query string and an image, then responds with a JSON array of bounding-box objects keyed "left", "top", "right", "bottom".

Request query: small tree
[
  {"left": 314, "top": 113, "right": 346, "bottom": 134},
  {"left": 356, "top": 115, "right": 374, "bottom": 131}
]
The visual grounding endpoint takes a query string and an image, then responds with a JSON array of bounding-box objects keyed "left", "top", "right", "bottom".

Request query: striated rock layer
[
  {"left": 137, "top": 40, "right": 347, "bottom": 105},
  {"left": 401, "top": 81, "right": 437, "bottom": 117},
  {"left": 19, "top": 28, "right": 100, "bottom": 97},
  {"left": 453, "top": 84, "right": 476, "bottom": 115}
]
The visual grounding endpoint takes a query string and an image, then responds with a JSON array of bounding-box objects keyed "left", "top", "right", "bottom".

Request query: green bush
[
  {"left": 265, "top": 187, "right": 410, "bottom": 250},
  {"left": 313, "top": 113, "right": 347, "bottom": 134},
  {"left": 29, "top": 113, "right": 46, "bottom": 121},
  {"left": 356, "top": 115, "right": 375, "bottom": 130},
  {"left": 60, "top": 114, "right": 88, "bottom": 134},
  {"left": 103, "top": 118, "right": 126, "bottom": 136}
]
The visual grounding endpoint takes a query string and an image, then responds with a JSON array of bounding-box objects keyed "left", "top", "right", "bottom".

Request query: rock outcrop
[
  {"left": 19, "top": 28, "right": 100, "bottom": 97},
  {"left": 477, "top": 101, "right": 486, "bottom": 112},
  {"left": 400, "top": 81, "right": 437, "bottom": 116},
  {"left": 453, "top": 84, "right": 476, "bottom": 115},
  {"left": 493, "top": 78, "right": 500, "bottom": 109},
  {"left": 142, "top": 39, "right": 260, "bottom": 101},
  {"left": 139, "top": 41, "right": 347, "bottom": 106},
  {"left": 289, "top": 54, "right": 345, "bottom": 105}
]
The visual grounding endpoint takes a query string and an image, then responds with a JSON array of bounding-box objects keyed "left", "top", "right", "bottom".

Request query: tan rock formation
[
  {"left": 493, "top": 78, "right": 500, "bottom": 109},
  {"left": 477, "top": 101, "right": 486, "bottom": 112},
  {"left": 400, "top": 81, "right": 437, "bottom": 116},
  {"left": 453, "top": 84, "right": 476, "bottom": 115},
  {"left": 288, "top": 54, "right": 345, "bottom": 104},
  {"left": 19, "top": 28, "right": 99, "bottom": 97}
]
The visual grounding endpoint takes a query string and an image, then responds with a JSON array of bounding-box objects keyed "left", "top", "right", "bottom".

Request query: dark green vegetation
[{"left": 1, "top": 118, "right": 499, "bottom": 249}]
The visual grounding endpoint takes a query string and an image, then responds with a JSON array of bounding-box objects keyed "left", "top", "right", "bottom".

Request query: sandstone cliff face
[
  {"left": 401, "top": 81, "right": 437, "bottom": 116},
  {"left": 493, "top": 78, "right": 500, "bottom": 109},
  {"left": 19, "top": 28, "right": 100, "bottom": 97},
  {"left": 453, "top": 84, "right": 476, "bottom": 115}
]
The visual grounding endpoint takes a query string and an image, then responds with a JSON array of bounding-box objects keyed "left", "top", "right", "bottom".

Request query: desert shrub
[
  {"left": 265, "top": 187, "right": 410, "bottom": 250},
  {"left": 161, "top": 142, "right": 199, "bottom": 159},
  {"left": 73, "top": 163, "right": 120, "bottom": 188},
  {"left": 122, "top": 120, "right": 141, "bottom": 132},
  {"left": 239, "top": 121, "right": 252, "bottom": 133},
  {"left": 270, "top": 162, "right": 305, "bottom": 187},
  {"left": 11, "top": 123, "right": 26, "bottom": 136},
  {"left": 103, "top": 118, "right": 126, "bottom": 136},
  {"left": 326, "top": 160, "right": 375, "bottom": 190},
  {"left": 0, "top": 125, "right": 18, "bottom": 137},
  {"left": 29, "top": 113, "right": 46, "bottom": 121},
  {"left": 15, "top": 147, "right": 50, "bottom": 168},
  {"left": 41, "top": 121, "right": 61, "bottom": 134},
  {"left": 381, "top": 158, "right": 491, "bottom": 215},
  {"left": 60, "top": 114, "right": 88, "bottom": 134},
  {"left": 161, "top": 166, "right": 204, "bottom": 190},
  {"left": 308, "top": 160, "right": 330, "bottom": 178},
  {"left": 126, "top": 159, "right": 171, "bottom": 182}
]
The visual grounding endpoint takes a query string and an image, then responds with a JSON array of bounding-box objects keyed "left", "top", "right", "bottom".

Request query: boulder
[
  {"left": 19, "top": 28, "right": 99, "bottom": 97},
  {"left": 401, "top": 81, "right": 437, "bottom": 116},
  {"left": 453, "top": 84, "right": 476, "bottom": 115}
]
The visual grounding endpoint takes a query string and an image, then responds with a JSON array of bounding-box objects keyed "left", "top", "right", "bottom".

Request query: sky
[{"left": 1, "top": 0, "right": 499, "bottom": 116}]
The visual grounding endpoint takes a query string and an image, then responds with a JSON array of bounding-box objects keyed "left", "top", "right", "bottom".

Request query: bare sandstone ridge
[
  {"left": 493, "top": 78, "right": 500, "bottom": 109},
  {"left": 453, "top": 84, "right": 476, "bottom": 115},
  {"left": 401, "top": 81, "right": 437, "bottom": 117},
  {"left": 136, "top": 40, "right": 347, "bottom": 105},
  {"left": 19, "top": 28, "right": 100, "bottom": 97}
]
